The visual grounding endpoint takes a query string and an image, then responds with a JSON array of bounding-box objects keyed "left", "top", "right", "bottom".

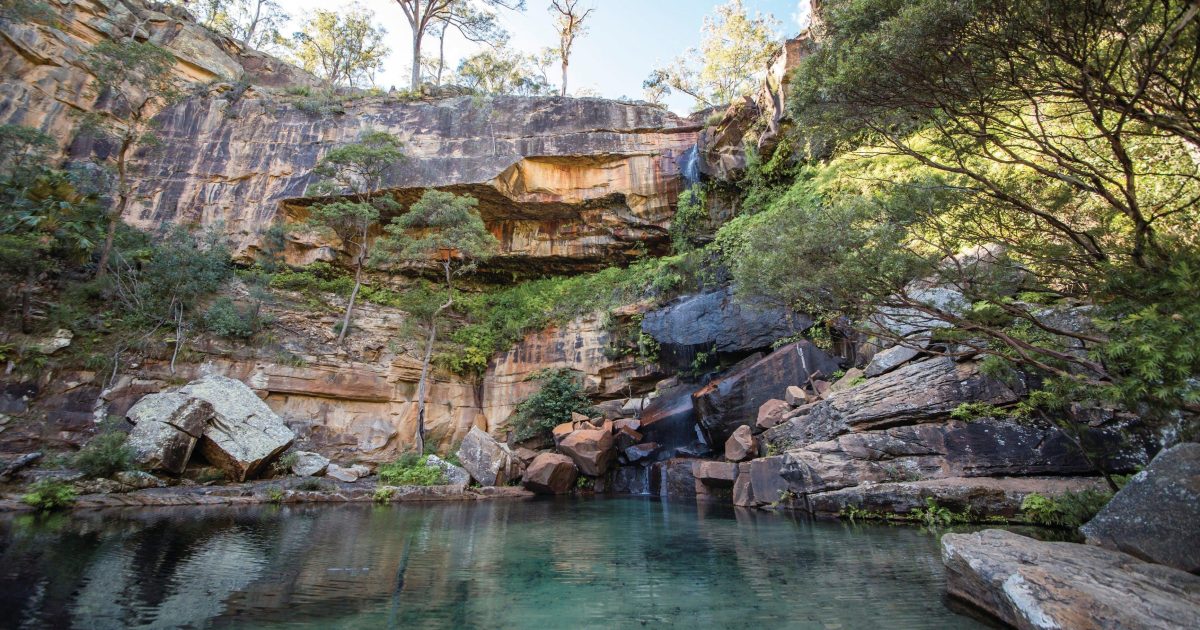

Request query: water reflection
[{"left": 0, "top": 499, "right": 990, "bottom": 629}]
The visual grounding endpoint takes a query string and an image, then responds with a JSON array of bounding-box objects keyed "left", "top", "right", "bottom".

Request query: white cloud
[{"left": 793, "top": 0, "right": 812, "bottom": 31}]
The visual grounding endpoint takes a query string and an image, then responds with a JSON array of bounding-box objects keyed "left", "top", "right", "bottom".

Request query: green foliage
[
  {"left": 267, "top": 487, "right": 285, "bottom": 504},
  {"left": 21, "top": 479, "right": 76, "bottom": 511},
  {"left": 456, "top": 44, "right": 553, "bottom": 96},
  {"left": 110, "top": 226, "right": 233, "bottom": 330},
  {"left": 911, "top": 497, "right": 955, "bottom": 528},
  {"left": 508, "top": 369, "right": 597, "bottom": 442},
  {"left": 375, "top": 190, "right": 498, "bottom": 271},
  {"left": 296, "top": 478, "right": 331, "bottom": 492},
  {"left": 203, "top": 297, "right": 267, "bottom": 338},
  {"left": 378, "top": 454, "right": 446, "bottom": 486},
  {"left": 285, "top": 6, "right": 388, "bottom": 88},
  {"left": 1021, "top": 490, "right": 1113, "bottom": 529},
  {"left": 950, "top": 402, "right": 1006, "bottom": 422},
  {"left": 72, "top": 430, "right": 135, "bottom": 479},
  {"left": 671, "top": 185, "right": 708, "bottom": 253},
  {"left": 269, "top": 262, "right": 354, "bottom": 296},
  {"left": 644, "top": 0, "right": 780, "bottom": 109},
  {"left": 373, "top": 486, "right": 395, "bottom": 503}
]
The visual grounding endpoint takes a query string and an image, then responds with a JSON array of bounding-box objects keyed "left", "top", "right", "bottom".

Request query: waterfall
[{"left": 679, "top": 145, "right": 701, "bottom": 187}]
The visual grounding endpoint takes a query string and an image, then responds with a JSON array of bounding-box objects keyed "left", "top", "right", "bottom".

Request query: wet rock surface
[
  {"left": 1082, "top": 442, "right": 1200, "bottom": 573},
  {"left": 942, "top": 529, "right": 1200, "bottom": 630}
]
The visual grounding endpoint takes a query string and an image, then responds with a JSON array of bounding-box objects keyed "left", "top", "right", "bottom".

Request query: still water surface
[{"left": 0, "top": 497, "right": 991, "bottom": 629}]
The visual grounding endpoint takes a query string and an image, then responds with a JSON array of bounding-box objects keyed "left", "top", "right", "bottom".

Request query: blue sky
[{"left": 283, "top": 1, "right": 811, "bottom": 113}]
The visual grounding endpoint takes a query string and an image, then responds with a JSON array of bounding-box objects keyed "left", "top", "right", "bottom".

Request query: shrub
[
  {"left": 507, "top": 369, "right": 597, "bottom": 442},
  {"left": 377, "top": 454, "right": 446, "bottom": 486},
  {"left": 950, "top": 402, "right": 1006, "bottom": 422},
  {"left": 21, "top": 479, "right": 77, "bottom": 511},
  {"left": 266, "top": 487, "right": 285, "bottom": 504},
  {"left": 296, "top": 478, "right": 331, "bottom": 492},
  {"left": 373, "top": 486, "right": 395, "bottom": 503},
  {"left": 203, "top": 297, "right": 267, "bottom": 338},
  {"left": 73, "top": 430, "right": 134, "bottom": 478},
  {"left": 1021, "top": 489, "right": 1113, "bottom": 529}
]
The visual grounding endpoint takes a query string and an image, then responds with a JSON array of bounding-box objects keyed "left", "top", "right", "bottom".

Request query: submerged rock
[
  {"left": 1082, "top": 442, "right": 1200, "bottom": 574},
  {"left": 177, "top": 375, "right": 295, "bottom": 482},
  {"left": 125, "top": 392, "right": 212, "bottom": 474},
  {"left": 457, "top": 427, "right": 521, "bottom": 486},
  {"left": 941, "top": 529, "right": 1200, "bottom": 629},
  {"left": 523, "top": 453, "right": 578, "bottom": 494}
]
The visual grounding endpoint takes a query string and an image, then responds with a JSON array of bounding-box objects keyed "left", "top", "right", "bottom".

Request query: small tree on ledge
[
  {"left": 301, "top": 130, "right": 405, "bottom": 345},
  {"left": 375, "top": 189, "right": 498, "bottom": 454}
]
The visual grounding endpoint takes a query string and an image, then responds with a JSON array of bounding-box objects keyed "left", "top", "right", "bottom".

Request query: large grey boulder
[
  {"left": 641, "top": 288, "right": 812, "bottom": 353},
  {"left": 425, "top": 454, "right": 470, "bottom": 486},
  {"left": 176, "top": 375, "right": 295, "bottom": 481},
  {"left": 125, "top": 392, "right": 212, "bottom": 474},
  {"left": 457, "top": 426, "right": 521, "bottom": 486},
  {"left": 1082, "top": 442, "right": 1200, "bottom": 573},
  {"left": 942, "top": 529, "right": 1200, "bottom": 629}
]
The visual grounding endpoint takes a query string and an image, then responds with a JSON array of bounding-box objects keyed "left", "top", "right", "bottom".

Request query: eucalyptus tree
[
  {"left": 392, "top": 0, "right": 525, "bottom": 91},
  {"left": 288, "top": 6, "right": 390, "bottom": 88},
  {"left": 302, "top": 131, "right": 405, "bottom": 344},
  {"left": 82, "top": 37, "right": 181, "bottom": 279},
  {"left": 374, "top": 190, "right": 497, "bottom": 455},
  {"left": 549, "top": 0, "right": 594, "bottom": 97}
]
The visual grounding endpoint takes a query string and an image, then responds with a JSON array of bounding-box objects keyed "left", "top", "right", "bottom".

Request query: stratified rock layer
[{"left": 942, "top": 529, "right": 1200, "bottom": 629}]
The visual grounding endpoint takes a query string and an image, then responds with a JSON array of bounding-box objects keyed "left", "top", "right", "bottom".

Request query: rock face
[
  {"left": 641, "top": 288, "right": 812, "bottom": 355},
  {"left": 942, "top": 529, "right": 1200, "bottom": 630},
  {"left": 177, "top": 375, "right": 295, "bottom": 482},
  {"left": 522, "top": 453, "right": 578, "bottom": 494},
  {"left": 457, "top": 427, "right": 521, "bottom": 486},
  {"left": 1082, "top": 442, "right": 1200, "bottom": 574},
  {"left": 125, "top": 392, "right": 212, "bottom": 474},
  {"left": 693, "top": 341, "right": 841, "bottom": 445},
  {"left": 809, "top": 476, "right": 1109, "bottom": 520},
  {"left": 764, "top": 357, "right": 1022, "bottom": 450},
  {"left": 558, "top": 428, "right": 615, "bottom": 477}
]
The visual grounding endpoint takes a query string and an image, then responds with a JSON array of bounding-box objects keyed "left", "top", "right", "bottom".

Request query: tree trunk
[
  {"left": 245, "top": 0, "right": 262, "bottom": 44},
  {"left": 411, "top": 30, "right": 423, "bottom": 91},
  {"left": 561, "top": 58, "right": 569, "bottom": 97},
  {"left": 414, "top": 260, "right": 454, "bottom": 455},
  {"left": 436, "top": 26, "right": 446, "bottom": 86},
  {"left": 96, "top": 136, "right": 131, "bottom": 280},
  {"left": 337, "top": 257, "right": 364, "bottom": 345}
]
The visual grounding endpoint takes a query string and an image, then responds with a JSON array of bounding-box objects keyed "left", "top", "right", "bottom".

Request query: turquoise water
[{"left": 0, "top": 498, "right": 990, "bottom": 629}]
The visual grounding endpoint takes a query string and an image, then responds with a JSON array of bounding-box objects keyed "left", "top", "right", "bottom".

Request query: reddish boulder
[
  {"left": 615, "top": 426, "right": 644, "bottom": 450},
  {"left": 614, "top": 418, "right": 641, "bottom": 432},
  {"left": 756, "top": 399, "right": 789, "bottom": 431},
  {"left": 552, "top": 421, "right": 575, "bottom": 443},
  {"left": 559, "top": 428, "right": 615, "bottom": 476},
  {"left": 785, "top": 386, "right": 807, "bottom": 407},
  {"left": 725, "top": 425, "right": 757, "bottom": 462},
  {"left": 523, "top": 453, "right": 579, "bottom": 494}
]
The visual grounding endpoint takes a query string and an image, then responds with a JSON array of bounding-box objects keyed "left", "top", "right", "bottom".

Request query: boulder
[
  {"left": 326, "top": 464, "right": 364, "bottom": 483},
  {"left": 558, "top": 428, "right": 615, "bottom": 476},
  {"left": 624, "top": 442, "right": 658, "bottom": 463},
  {"left": 614, "top": 426, "right": 643, "bottom": 451},
  {"left": 176, "top": 375, "right": 295, "bottom": 481},
  {"left": 425, "top": 454, "right": 471, "bottom": 486},
  {"left": 513, "top": 447, "right": 541, "bottom": 465},
  {"left": 693, "top": 341, "right": 841, "bottom": 446},
  {"left": 941, "top": 529, "right": 1200, "bottom": 629},
  {"left": 289, "top": 451, "right": 330, "bottom": 477},
  {"left": 522, "top": 453, "right": 579, "bottom": 494},
  {"left": 125, "top": 392, "right": 212, "bottom": 474},
  {"left": 457, "top": 427, "right": 522, "bottom": 486},
  {"left": 863, "top": 340, "right": 925, "bottom": 377},
  {"left": 1082, "top": 442, "right": 1200, "bottom": 573},
  {"left": 650, "top": 458, "right": 699, "bottom": 499},
  {"left": 695, "top": 461, "right": 738, "bottom": 487},
  {"left": 724, "top": 425, "right": 757, "bottom": 462},
  {"left": 570, "top": 411, "right": 590, "bottom": 424},
  {"left": 784, "top": 386, "right": 807, "bottom": 407},
  {"left": 551, "top": 421, "right": 575, "bottom": 443},
  {"left": 613, "top": 418, "right": 641, "bottom": 432},
  {"left": 641, "top": 288, "right": 813, "bottom": 354},
  {"left": 756, "top": 399, "right": 789, "bottom": 431},
  {"left": 621, "top": 398, "right": 649, "bottom": 416},
  {"left": 764, "top": 357, "right": 1023, "bottom": 450},
  {"left": 113, "top": 470, "right": 165, "bottom": 490},
  {"left": 732, "top": 463, "right": 755, "bottom": 506}
]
